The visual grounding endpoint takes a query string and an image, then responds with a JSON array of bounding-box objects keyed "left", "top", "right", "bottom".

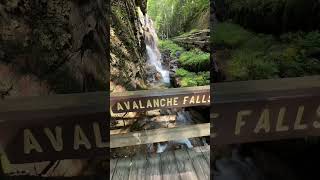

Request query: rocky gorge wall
[
  {"left": 0, "top": 0, "right": 109, "bottom": 176},
  {"left": 110, "top": 0, "right": 148, "bottom": 92},
  {"left": 0, "top": 0, "right": 109, "bottom": 97}
]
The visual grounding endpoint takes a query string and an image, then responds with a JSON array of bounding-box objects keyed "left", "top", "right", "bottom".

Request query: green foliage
[
  {"left": 217, "top": 0, "right": 320, "bottom": 34},
  {"left": 227, "top": 50, "right": 279, "bottom": 80},
  {"left": 175, "top": 68, "right": 209, "bottom": 87},
  {"left": 180, "top": 77, "right": 198, "bottom": 87},
  {"left": 175, "top": 68, "right": 190, "bottom": 77},
  {"left": 158, "top": 40, "right": 184, "bottom": 57},
  {"left": 212, "top": 23, "right": 252, "bottom": 48},
  {"left": 215, "top": 23, "right": 320, "bottom": 80},
  {"left": 178, "top": 29, "right": 200, "bottom": 37},
  {"left": 148, "top": 0, "right": 209, "bottom": 38},
  {"left": 179, "top": 49, "right": 210, "bottom": 72},
  {"left": 241, "top": 34, "right": 275, "bottom": 52}
]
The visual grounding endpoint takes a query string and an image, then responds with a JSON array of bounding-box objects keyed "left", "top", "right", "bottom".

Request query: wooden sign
[
  {"left": 212, "top": 95, "right": 320, "bottom": 144},
  {"left": 4, "top": 115, "right": 108, "bottom": 163},
  {"left": 110, "top": 86, "right": 210, "bottom": 113},
  {"left": 211, "top": 76, "right": 320, "bottom": 144},
  {"left": 0, "top": 92, "right": 109, "bottom": 163}
]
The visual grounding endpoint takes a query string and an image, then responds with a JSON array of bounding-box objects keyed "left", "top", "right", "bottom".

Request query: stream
[{"left": 142, "top": 13, "right": 207, "bottom": 153}]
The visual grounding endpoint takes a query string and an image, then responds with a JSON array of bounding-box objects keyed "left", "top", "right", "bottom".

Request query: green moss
[
  {"left": 241, "top": 34, "right": 275, "bottom": 52},
  {"left": 214, "top": 22, "right": 320, "bottom": 80},
  {"left": 212, "top": 22, "right": 253, "bottom": 48},
  {"left": 175, "top": 68, "right": 191, "bottom": 77},
  {"left": 180, "top": 77, "right": 198, "bottom": 87},
  {"left": 227, "top": 50, "right": 279, "bottom": 80},
  {"left": 179, "top": 49, "right": 210, "bottom": 72},
  {"left": 175, "top": 68, "right": 209, "bottom": 87},
  {"left": 178, "top": 29, "right": 200, "bottom": 37},
  {"left": 159, "top": 40, "right": 185, "bottom": 57}
]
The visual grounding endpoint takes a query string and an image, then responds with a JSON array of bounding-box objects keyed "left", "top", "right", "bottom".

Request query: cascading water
[
  {"left": 143, "top": 14, "right": 170, "bottom": 84},
  {"left": 139, "top": 12, "right": 197, "bottom": 153}
]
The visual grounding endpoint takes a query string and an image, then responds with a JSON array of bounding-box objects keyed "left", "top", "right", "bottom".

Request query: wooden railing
[
  {"left": 0, "top": 86, "right": 210, "bottom": 163},
  {"left": 0, "top": 76, "right": 319, "bottom": 163},
  {"left": 211, "top": 75, "right": 320, "bottom": 144}
]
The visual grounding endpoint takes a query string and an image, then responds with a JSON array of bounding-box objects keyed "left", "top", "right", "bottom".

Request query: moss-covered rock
[
  {"left": 0, "top": 0, "right": 109, "bottom": 94},
  {"left": 175, "top": 68, "right": 209, "bottom": 87},
  {"left": 110, "top": 0, "right": 148, "bottom": 91}
]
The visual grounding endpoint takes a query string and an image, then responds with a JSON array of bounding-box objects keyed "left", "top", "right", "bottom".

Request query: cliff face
[
  {"left": 0, "top": 0, "right": 109, "bottom": 176},
  {"left": 0, "top": 0, "right": 108, "bottom": 96},
  {"left": 110, "top": 0, "right": 148, "bottom": 92}
]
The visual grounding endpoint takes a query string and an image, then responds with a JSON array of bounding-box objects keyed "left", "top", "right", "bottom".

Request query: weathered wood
[
  {"left": 0, "top": 92, "right": 108, "bottom": 122},
  {"left": 112, "top": 158, "right": 131, "bottom": 180},
  {"left": 111, "top": 146, "right": 209, "bottom": 180},
  {"left": 211, "top": 76, "right": 320, "bottom": 144},
  {"left": 212, "top": 75, "right": 320, "bottom": 103},
  {"left": 112, "top": 115, "right": 176, "bottom": 128},
  {"left": 112, "top": 119, "right": 137, "bottom": 128},
  {"left": 110, "top": 159, "right": 118, "bottom": 180},
  {"left": 198, "top": 145, "right": 210, "bottom": 164},
  {"left": 4, "top": 118, "right": 109, "bottom": 163},
  {"left": 145, "top": 155, "right": 161, "bottom": 180},
  {"left": 128, "top": 154, "right": 147, "bottom": 180},
  {"left": 110, "top": 86, "right": 210, "bottom": 113},
  {"left": 174, "top": 149, "right": 198, "bottom": 180},
  {"left": 160, "top": 151, "right": 181, "bottom": 180},
  {"left": 110, "top": 129, "right": 130, "bottom": 135},
  {"left": 187, "top": 148, "right": 210, "bottom": 180},
  {"left": 110, "top": 123, "right": 210, "bottom": 148}
]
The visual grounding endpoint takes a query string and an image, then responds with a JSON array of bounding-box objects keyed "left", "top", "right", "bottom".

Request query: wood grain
[
  {"left": 128, "top": 154, "right": 147, "bottom": 180},
  {"left": 145, "top": 154, "right": 161, "bottom": 180},
  {"left": 112, "top": 158, "right": 131, "bottom": 180},
  {"left": 110, "top": 123, "right": 210, "bottom": 148},
  {"left": 110, "top": 158, "right": 118, "bottom": 180},
  {"left": 187, "top": 148, "right": 210, "bottom": 180},
  {"left": 160, "top": 151, "right": 181, "bottom": 180},
  {"left": 174, "top": 149, "right": 199, "bottom": 180}
]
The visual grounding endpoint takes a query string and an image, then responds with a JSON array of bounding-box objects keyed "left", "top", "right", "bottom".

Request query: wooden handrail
[
  {"left": 212, "top": 75, "right": 320, "bottom": 103},
  {"left": 110, "top": 123, "right": 210, "bottom": 148}
]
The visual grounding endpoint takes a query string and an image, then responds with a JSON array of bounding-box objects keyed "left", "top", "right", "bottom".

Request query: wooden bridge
[
  {"left": 109, "top": 86, "right": 210, "bottom": 179},
  {"left": 110, "top": 145, "right": 210, "bottom": 180},
  {"left": 0, "top": 85, "right": 210, "bottom": 179},
  {"left": 0, "top": 76, "right": 320, "bottom": 179}
]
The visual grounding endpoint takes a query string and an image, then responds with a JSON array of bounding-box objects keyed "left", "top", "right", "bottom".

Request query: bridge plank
[
  {"left": 128, "top": 154, "right": 147, "bottom": 180},
  {"left": 145, "top": 154, "right": 161, "bottom": 180},
  {"left": 174, "top": 149, "right": 199, "bottom": 180},
  {"left": 112, "top": 158, "right": 131, "bottom": 180},
  {"left": 160, "top": 151, "right": 181, "bottom": 180},
  {"left": 198, "top": 145, "right": 210, "bottom": 164},
  {"left": 110, "top": 159, "right": 118, "bottom": 180},
  {"left": 187, "top": 148, "right": 210, "bottom": 180},
  {"left": 110, "top": 123, "right": 210, "bottom": 148}
]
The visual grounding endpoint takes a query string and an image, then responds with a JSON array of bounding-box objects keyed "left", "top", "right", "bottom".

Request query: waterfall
[
  {"left": 143, "top": 14, "right": 170, "bottom": 84},
  {"left": 138, "top": 11, "right": 196, "bottom": 154}
]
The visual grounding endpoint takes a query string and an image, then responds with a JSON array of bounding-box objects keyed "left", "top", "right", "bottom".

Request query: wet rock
[
  {"left": 111, "top": 0, "right": 148, "bottom": 90},
  {"left": 146, "top": 109, "right": 161, "bottom": 116},
  {"left": 173, "top": 29, "right": 210, "bottom": 52},
  {"left": 155, "top": 72, "right": 162, "bottom": 81}
]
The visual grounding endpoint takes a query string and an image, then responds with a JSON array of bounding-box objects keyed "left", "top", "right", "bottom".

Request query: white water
[
  {"left": 140, "top": 12, "right": 195, "bottom": 153},
  {"left": 146, "top": 45, "right": 170, "bottom": 84},
  {"left": 143, "top": 14, "right": 170, "bottom": 84},
  {"left": 156, "top": 110, "right": 194, "bottom": 153}
]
